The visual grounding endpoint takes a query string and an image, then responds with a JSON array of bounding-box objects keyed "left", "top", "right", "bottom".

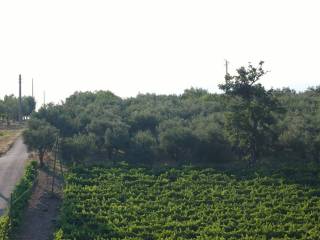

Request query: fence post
[
  {"left": 57, "top": 138, "right": 64, "bottom": 181},
  {"left": 52, "top": 148, "right": 57, "bottom": 194},
  {"left": 8, "top": 193, "right": 12, "bottom": 235}
]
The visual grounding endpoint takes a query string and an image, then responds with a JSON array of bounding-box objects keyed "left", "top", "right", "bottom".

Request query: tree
[
  {"left": 159, "top": 119, "right": 197, "bottom": 164},
  {"left": 35, "top": 104, "right": 77, "bottom": 137},
  {"left": 219, "top": 61, "right": 278, "bottom": 165},
  {"left": 0, "top": 95, "right": 35, "bottom": 124},
  {"left": 191, "top": 114, "right": 235, "bottom": 164},
  {"left": 128, "top": 130, "right": 157, "bottom": 166},
  {"left": 22, "top": 96, "right": 36, "bottom": 118},
  {"left": 3, "top": 95, "right": 19, "bottom": 125},
  {"left": 23, "top": 119, "right": 59, "bottom": 167},
  {"left": 0, "top": 100, "right": 5, "bottom": 123},
  {"left": 104, "top": 122, "right": 129, "bottom": 161},
  {"left": 61, "top": 134, "right": 97, "bottom": 164},
  {"left": 129, "top": 112, "right": 159, "bottom": 134}
]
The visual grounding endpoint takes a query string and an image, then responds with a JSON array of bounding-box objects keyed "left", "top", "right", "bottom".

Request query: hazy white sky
[{"left": 0, "top": 0, "right": 319, "bottom": 105}]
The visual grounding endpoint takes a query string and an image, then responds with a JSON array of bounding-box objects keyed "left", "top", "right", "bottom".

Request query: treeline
[
  {"left": 0, "top": 95, "right": 36, "bottom": 125},
  {"left": 23, "top": 63, "right": 320, "bottom": 167}
]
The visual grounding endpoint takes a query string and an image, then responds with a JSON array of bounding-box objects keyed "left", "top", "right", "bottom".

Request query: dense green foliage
[
  {"left": 29, "top": 84, "right": 320, "bottom": 167},
  {"left": 56, "top": 165, "right": 320, "bottom": 239},
  {"left": 10, "top": 161, "right": 38, "bottom": 230},
  {"left": 219, "top": 62, "right": 279, "bottom": 165},
  {"left": 0, "top": 161, "right": 38, "bottom": 239},
  {"left": 19, "top": 62, "right": 319, "bottom": 239},
  {"left": 0, "top": 95, "right": 36, "bottom": 125},
  {"left": 0, "top": 216, "right": 9, "bottom": 240},
  {"left": 23, "top": 119, "right": 59, "bottom": 166},
  {"left": 32, "top": 89, "right": 234, "bottom": 166}
]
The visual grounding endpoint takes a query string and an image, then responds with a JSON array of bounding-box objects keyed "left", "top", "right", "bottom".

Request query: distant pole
[
  {"left": 43, "top": 91, "right": 46, "bottom": 106},
  {"left": 18, "top": 74, "right": 22, "bottom": 123},
  {"left": 225, "top": 59, "right": 229, "bottom": 75},
  {"left": 32, "top": 78, "right": 34, "bottom": 98}
]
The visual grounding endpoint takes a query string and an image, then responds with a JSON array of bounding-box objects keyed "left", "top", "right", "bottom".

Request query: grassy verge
[
  {"left": 0, "top": 129, "right": 23, "bottom": 156},
  {"left": 0, "top": 160, "right": 38, "bottom": 239}
]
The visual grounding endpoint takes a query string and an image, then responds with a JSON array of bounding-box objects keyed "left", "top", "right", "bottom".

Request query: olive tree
[{"left": 23, "top": 118, "right": 59, "bottom": 167}]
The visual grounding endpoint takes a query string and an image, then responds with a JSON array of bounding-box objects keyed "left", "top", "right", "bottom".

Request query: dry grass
[{"left": 0, "top": 129, "right": 23, "bottom": 156}]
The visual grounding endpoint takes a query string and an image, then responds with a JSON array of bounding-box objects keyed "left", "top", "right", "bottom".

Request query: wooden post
[
  {"left": 57, "top": 138, "right": 64, "bottom": 179},
  {"left": 59, "top": 157, "right": 64, "bottom": 180},
  {"left": 9, "top": 193, "right": 12, "bottom": 227},
  {"left": 51, "top": 143, "right": 57, "bottom": 194}
]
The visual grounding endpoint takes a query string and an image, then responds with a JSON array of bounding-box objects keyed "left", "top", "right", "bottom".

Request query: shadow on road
[
  {"left": 0, "top": 192, "right": 9, "bottom": 203},
  {"left": 0, "top": 191, "right": 9, "bottom": 216}
]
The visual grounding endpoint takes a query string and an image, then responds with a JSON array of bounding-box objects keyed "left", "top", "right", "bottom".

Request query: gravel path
[{"left": 0, "top": 137, "right": 28, "bottom": 215}]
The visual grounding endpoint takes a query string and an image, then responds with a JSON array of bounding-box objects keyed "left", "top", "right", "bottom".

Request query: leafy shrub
[
  {"left": 10, "top": 161, "right": 38, "bottom": 231},
  {"left": 0, "top": 161, "right": 38, "bottom": 239},
  {"left": 0, "top": 216, "right": 9, "bottom": 240}
]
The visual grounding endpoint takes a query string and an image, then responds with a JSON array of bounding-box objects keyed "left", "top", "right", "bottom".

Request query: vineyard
[{"left": 56, "top": 165, "right": 320, "bottom": 239}]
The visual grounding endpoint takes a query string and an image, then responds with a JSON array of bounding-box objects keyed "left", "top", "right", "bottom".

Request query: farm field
[{"left": 56, "top": 165, "right": 320, "bottom": 240}]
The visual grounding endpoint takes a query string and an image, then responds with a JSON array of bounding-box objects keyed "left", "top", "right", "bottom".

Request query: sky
[{"left": 0, "top": 0, "right": 319, "bottom": 105}]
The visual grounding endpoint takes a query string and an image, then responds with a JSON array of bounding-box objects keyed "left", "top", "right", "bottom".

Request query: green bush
[
  {"left": 9, "top": 161, "right": 38, "bottom": 232},
  {"left": 54, "top": 229, "right": 64, "bottom": 240},
  {"left": 0, "top": 161, "right": 37, "bottom": 239},
  {"left": 0, "top": 216, "right": 9, "bottom": 240}
]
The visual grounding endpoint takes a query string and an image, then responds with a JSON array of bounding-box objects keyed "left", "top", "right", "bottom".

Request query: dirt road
[
  {"left": 14, "top": 169, "right": 62, "bottom": 240},
  {"left": 0, "top": 137, "right": 28, "bottom": 215}
]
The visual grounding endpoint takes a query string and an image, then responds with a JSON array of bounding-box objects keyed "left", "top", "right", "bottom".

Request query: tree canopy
[
  {"left": 0, "top": 95, "right": 36, "bottom": 125},
  {"left": 219, "top": 62, "right": 279, "bottom": 165},
  {"left": 23, "top": 118, "right": 58, "bottom": 166},
  {"left": 22, "top": 63, "right": 320, "bottom": 168}
]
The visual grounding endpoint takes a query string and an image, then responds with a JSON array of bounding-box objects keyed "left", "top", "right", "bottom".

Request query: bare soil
[{"left": 14, "top": 167, "right": 63, "bottom": 240}]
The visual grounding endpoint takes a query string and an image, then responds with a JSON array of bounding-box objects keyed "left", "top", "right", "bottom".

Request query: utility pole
[
  {"left": 32, "top": 78, "right": 34, "bottom": 98},
  {"left": 43, "top": 91, "right": 46, "bottom": 106},
  {"left": 225, "top": 59, "right": 229, "bottom": 76},
  {"left": 18, "top": 74, "right": 22, "bottom": 123}
]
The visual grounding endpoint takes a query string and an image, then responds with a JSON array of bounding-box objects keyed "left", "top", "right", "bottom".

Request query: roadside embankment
[
  {"left": 0, "top": 161, "right": 38, "bottom": 240},
  {"left": 0, "top": 129, "right": 23, "bottom": 157}
]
